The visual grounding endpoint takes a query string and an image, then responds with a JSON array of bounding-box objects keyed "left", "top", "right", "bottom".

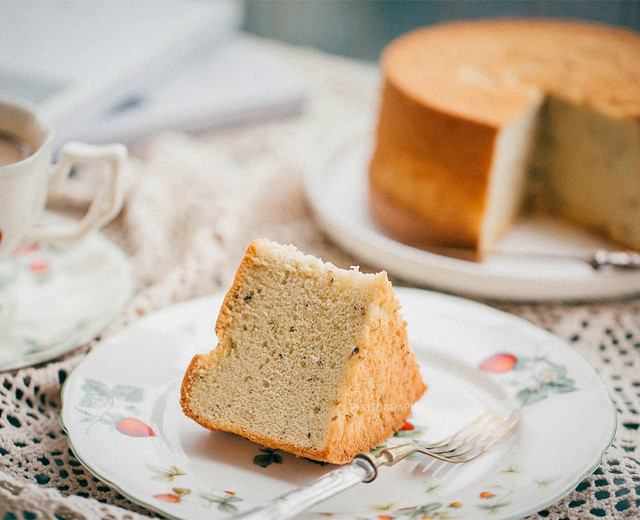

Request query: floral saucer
[
  {"left": 61, "top": 288, "right": 615, "bottom": 519},
  {"left": 0, "top": 215, "right": 134, "bottom": 371}
]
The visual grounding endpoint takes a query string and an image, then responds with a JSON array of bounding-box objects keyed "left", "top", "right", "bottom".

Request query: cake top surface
[
  {"left": 383, "top": 19, "right": 640, "bottom": 126},
  {"left": 249, "top": 238, "right": 384, "bottom": 282}
]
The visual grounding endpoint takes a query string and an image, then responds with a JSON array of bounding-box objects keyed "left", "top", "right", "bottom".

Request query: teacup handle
[{"left": 26, "top": 141, "right": 127, "bottom": 244}]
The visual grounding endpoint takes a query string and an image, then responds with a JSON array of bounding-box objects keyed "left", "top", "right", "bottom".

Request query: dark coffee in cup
[{"left": 0, "top": 131, "right": 31, "bottom": 167}]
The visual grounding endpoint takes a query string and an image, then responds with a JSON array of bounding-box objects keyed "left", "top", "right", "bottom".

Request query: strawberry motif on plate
[
  {"left": 116, "top": 417, "right": 155, "bottom": 437},
  {"left": 479, "top": 353, "right": 517, "bottom": 373}
]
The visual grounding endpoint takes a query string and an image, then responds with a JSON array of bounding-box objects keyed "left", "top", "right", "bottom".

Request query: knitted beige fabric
[{"left": 1, "top": 39, "right": 638, "bottom": 519}]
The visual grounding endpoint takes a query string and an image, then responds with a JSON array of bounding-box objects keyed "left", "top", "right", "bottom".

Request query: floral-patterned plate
[
  {"left": 0, "top": 213, "right": 134, "bottom": 371},
  {"left": 61, "top": 287, "right": 616, "bottom": 519}
]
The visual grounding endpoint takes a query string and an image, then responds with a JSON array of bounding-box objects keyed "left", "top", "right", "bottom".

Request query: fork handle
[{"left": 231, "top": 457, "right": 375, "bottom": 520}]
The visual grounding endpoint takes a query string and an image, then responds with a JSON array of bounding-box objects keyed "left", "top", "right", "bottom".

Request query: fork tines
[{"left": 424, "top": 411, "right": 518, "bottom": 463}]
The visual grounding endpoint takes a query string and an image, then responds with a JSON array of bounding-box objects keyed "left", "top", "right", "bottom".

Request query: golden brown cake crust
[
  {"left": 369, "top": 19, "right": 640, "bottom": 257},
  {"left": 323, "top": 272, "right": 426, "bottom": 463},
  {"left": 382, "top": 19, "right": 640, "bottom": 124}
]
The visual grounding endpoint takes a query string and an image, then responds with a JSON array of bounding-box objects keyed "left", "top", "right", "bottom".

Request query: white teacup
[{"left": 0, "top": 97, "right": 127, "bottom": 260}]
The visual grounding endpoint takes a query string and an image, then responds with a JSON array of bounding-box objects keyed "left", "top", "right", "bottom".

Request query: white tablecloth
[{"left": 1, "top": 39, "right": 638, "bottom": 520}]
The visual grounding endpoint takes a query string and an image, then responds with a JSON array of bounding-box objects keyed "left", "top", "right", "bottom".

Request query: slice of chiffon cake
[{"left": 180, "top": 239, "right": 426, "bottom": 464}]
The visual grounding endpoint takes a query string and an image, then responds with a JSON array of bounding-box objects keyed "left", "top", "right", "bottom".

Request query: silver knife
[{"left": 430, "top": 247, "right": 640, "bottom": 269}]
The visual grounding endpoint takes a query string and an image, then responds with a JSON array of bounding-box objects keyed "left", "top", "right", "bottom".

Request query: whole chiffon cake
[{"left": 369, "top": 19, "right": 640, "bottom": 259}]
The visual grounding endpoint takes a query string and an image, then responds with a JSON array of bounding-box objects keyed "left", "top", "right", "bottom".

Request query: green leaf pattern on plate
[
  {"left": 253, "top": 448, "right": 283, "bottom": 468},
  {"left": 76, "top": 379, "right": 144, "bottom": 432},
  {"left": 479, "top": 352, "right": 577, "bottom": 407}
]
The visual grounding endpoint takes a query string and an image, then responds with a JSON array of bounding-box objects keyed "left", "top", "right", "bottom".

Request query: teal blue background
[{"left": 243, "top": 0, "right": 640, "bottom": 62}]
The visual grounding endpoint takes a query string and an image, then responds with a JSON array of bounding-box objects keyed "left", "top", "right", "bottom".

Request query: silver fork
[{"left": 232, "top": 411, "right": 518, "bottom": 520}]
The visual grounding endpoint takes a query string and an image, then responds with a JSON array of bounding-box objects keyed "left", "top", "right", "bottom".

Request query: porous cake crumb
[{"left": 180, "top": 239, "right": 426, "bottom": 464}]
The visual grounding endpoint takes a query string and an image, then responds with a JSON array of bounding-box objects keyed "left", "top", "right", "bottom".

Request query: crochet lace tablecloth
[{"left": 1, "top": 39, "right": 638, "bottom": 520}]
